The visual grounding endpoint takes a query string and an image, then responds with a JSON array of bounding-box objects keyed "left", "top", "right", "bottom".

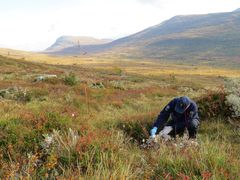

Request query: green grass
[{"left": 0, "top": 55, "right": 239, "bottom": 178}]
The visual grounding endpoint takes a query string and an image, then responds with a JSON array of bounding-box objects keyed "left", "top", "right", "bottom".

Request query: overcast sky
[{"left": 0, "top": 0, "right": 240, "bottom": 51}]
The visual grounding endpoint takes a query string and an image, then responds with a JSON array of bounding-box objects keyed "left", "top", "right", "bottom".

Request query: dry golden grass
[{"left": 1, "top": 48, "right": 240, "bottom": 78}]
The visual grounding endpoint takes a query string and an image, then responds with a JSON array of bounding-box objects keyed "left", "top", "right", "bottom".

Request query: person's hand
[{"left": 150, "top": 127, "right": 158, "bottom": 138}]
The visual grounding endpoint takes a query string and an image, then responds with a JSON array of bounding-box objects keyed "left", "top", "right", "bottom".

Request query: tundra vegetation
[{"left": 0, "top": 54, "right": 239, "bottom": 179}]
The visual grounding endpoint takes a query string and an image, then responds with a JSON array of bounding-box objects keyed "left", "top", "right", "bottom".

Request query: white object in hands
[
  {"left": 159, "top": 126, "right": 173, "bottom": 135},
  {"left": 159, "top": 126, "right": 173, "bottom": 140}
]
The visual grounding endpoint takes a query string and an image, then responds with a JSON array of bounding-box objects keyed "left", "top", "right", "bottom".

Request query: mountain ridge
[
  {"left": 45, "top": 36, "right": 113, "bottom": 53},
  {"left": 46, "top": 9, "right": 240, "bottom": 62}
]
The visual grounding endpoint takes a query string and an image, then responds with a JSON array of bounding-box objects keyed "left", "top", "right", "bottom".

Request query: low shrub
[
  {"left": 0, "top": 118, "right": 39, "bottom": 154},
  {"left": 64, "top": 72, "right": 78, "bottom": 86},
  {"left": 44, "top": 112, "right": 72, "bottom": 131},
  {"left": 118, "top": 114, "right": 154, "bottom": 142},
  {"left": 112, "top": 66, "right": 123, "bottom": 76},
  {"left": 196, "top": 79, "right": 240, "bottom": 120},
  {"left": 196, "top": 90, "right": 229, "bottom": 120},
  {"left": 118, "top": 121, "right": 149, "bottom": 142}
]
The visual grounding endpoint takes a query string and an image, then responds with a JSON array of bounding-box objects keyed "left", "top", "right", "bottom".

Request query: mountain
[
  {"left": 234, "top": 8, "right": 240, "bottom": 12},
  {"left": 46, "top": 9, "right": 240, "bottom": 61},
  {"left": 45, "top": 36, "right": 112, "bottom": 52}
]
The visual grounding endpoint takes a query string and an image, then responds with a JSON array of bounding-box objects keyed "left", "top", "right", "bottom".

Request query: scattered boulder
[
  {"left": 89, "top": 82, "right": 105, "bottom": 89},
  {"left": 0, "top": 86, "right": 31, "bottom": 102},
  {"left": 0, "top": 87, "right": 19, "bottom": 99},
  {"left": 35, "top": 74, "right": 58, "bottom": 82},
  {"left": 0, "top": 89, "right": 9, "bottom": 99}
]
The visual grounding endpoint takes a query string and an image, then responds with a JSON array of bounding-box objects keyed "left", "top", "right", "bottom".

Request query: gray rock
[
  {"left": 89, "top": 82, "right": 105, "bottom": 89},
  {"left": 35, "top": 74, "right": 57, "bottom": 82}
]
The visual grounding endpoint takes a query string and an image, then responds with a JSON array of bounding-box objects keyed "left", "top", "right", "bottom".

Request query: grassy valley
[{"left": 0, "top": 53, "right": 239, "bottom": 178}]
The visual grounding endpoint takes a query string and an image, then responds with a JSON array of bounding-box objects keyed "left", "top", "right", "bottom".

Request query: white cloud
[
  {"left": 0, "top": 0, "right": 240, "bottom": 51},
  {"left": 135, "top": 0, "right": 163, "bottom": 5}
]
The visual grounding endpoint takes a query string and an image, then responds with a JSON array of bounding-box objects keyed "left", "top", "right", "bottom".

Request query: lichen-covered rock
[
  {"left": 225, "top": 78, "right": 240, "bottom": 118},
  {"left": 35, "top": 74, "right": 58, "bottom": 82},
  {"left": 0, "top": 86, "right": 30, "bottom": 102}
]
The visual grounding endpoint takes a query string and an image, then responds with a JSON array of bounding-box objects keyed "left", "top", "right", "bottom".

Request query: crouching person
[{"left": 150, "top": 96, "right": 200, "bottom": 139}]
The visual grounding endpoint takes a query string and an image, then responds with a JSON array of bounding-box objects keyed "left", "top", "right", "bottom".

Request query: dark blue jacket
[{"left": 153, "top": 97, "right": 199, "bottom": 128}]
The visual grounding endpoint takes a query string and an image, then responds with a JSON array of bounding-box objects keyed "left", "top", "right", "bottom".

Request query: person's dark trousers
[
  {"left": 166, "top": 119, "right": 199, "bottom": 138},
  {"left": 188, "top": 119, "right": 200, "bottom": 138}
]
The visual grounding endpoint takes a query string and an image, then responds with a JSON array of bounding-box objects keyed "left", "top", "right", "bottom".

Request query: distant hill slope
[
  {"left": 48, "top": 9, "right": 240, "bottom": 62},
  {"left": 45, "top": 36, "right": 112, "bottom": 52}
]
